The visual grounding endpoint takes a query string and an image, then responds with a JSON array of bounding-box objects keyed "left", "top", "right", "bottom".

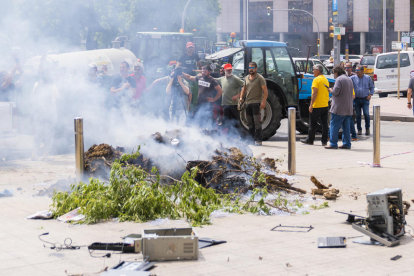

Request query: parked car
[
  {"left": 312, "top": 54, "right": 330, "bottom": 63},
  {"left": 324, "top": 55, "right": 363, "bottom": 69},
  {"left": 360, "top": 54, "right": 376, "bottom": 80},
  {"left": 373, "top": 51, "right": 412, "bottom": 98},
  {"left": 292, "top": 58, "right": 334, "bottom": 78}
]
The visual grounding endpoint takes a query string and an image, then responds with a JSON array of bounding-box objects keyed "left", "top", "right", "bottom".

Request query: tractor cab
[{"left": 131, "top": 32, "right": 194, "bottom": 79}]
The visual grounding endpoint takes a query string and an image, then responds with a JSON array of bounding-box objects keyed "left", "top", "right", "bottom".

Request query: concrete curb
[{"left": 369, "top": 115, "right": 414, "bottom": 122}]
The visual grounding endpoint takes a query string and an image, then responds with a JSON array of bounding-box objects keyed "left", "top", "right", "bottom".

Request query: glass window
[
  {"left": 360, "top": 56, "right": 376, "bottom": 66},
  {"left": 251, "top": 48, "right": 265, "bottom": 74},
  {"left": 248, "top": 2, "right": 273, "bottom": 36},
  {"left": 232, "top": 51, "right": 245, "bottom": 76},
  {"left": 270, "top": 47, "right": 297, "bottom": 105},
  {"left": 314, "top": 60, "right": 329, "bottom": 75},
  {"left": 288, "top": 1, "right": 313, "bottom": 33},
  {"left": 376, "top": 53, "right": 410, "bottom": 69},
  {"left": 272, "top": 47, "right": 295, "bottom": 75}
]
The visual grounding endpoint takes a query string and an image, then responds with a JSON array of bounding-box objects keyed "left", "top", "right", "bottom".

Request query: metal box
[
  {"left": 142, "top": 228, "right": 198, "bottom": 261},
  {"left": 366, "top": 188, "right": 405, "bottom": 237}
]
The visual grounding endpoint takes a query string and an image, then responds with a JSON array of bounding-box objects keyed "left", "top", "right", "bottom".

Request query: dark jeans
[
  {"left": 354, "top": 98, "right": 370, "bottom": 131},
  {"left": 246, "top": 103, "right": 262, "bottom": 142},
  {"left": 307, "top": 106, "right": 329, "bottom": 144},
  {"left": 223, "top": 105, "right": 239, "bottom": 129}
]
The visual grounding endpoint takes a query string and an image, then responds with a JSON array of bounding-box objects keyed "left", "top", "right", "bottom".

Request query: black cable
[
  {"left": 38, "top": 233, "right": 88, "bottom": 251},
  {"left": 88, "top": 250, "right": 111, "bottom": 258}
]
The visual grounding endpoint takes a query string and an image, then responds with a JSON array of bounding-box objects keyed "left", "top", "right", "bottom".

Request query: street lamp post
[
  {"left": 270, "top": 8, "right": 320, "bottom": 58},
  {"left": 181, "top": 0, "right": 193, "bottom": 32}
]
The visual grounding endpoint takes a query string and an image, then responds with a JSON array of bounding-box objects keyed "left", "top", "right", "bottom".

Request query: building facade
[{"left": 216, "top": 0, "right": 412, "bottom": 56}]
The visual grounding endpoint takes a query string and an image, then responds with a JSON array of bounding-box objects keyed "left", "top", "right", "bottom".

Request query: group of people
[
  {"left": 301, "top": 62, "right": 375, "bottom": 149},
  {"left": 104, "top": 41, "right": 268, "bottom": 145}
]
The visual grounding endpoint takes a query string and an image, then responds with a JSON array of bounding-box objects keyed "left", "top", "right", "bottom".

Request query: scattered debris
[
  {"left": 27, "top": 210, "right": 53, "bottom": 220},
  {"left": 335, "top": 211, "right": 365, "bottom": 223},
  {"left": 390, "top": 255, "right": 402, "bottom": 261},
  {"left": 0, "top": 189, "right": 13, "bottom": 197},
  {"left": 198, "top": 238, "right": 227, "bottom": 249},
  {"left": 17, "top": 187, "right": 22, "bottom": 191},
  {"left": 57, "top": 208, "right": 85, "bottom": 223},
  {"left": 310, "top": 176, "right": 339, "bottom": 200},
  {"left": 286, "top": 263, "right": 292, "bottom": 267},
  {"left": 403, "top": 201, "right": 411, "bottom": 215},
  {"left": 258, "top": 256, "right": 262, "bottom": 260},
  {"left": 310, "top": 176, "right": 329, "bottom": 189},
  {"left": 323, "top": 189, "right": 340, "bottom": 200},
  {"left": 65, "top": 267, "right": 108, "bottom": 276},
  {"left": 317, "top": 237, "right": 347, "bottom": 248},
  {"left": 271, "top": 224, "right": 314, "bottom": 232}
]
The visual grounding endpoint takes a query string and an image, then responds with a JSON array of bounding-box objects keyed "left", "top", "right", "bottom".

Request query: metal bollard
[
  {"left": 288, "top": 107, "right": 296, "bottom": 175},
  {"left": 373, "top": 106, "right": 381, "bottom": 167},
  {"left": 74, "top": 118, "right": 84, "bottom": 182}
]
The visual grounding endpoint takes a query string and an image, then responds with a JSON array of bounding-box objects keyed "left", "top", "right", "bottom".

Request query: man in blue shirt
[{"left": 350, "top": 65, "right": 375, "bottom": 135}]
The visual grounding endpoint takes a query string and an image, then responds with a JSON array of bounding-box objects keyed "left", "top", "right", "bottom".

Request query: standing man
[
  {"left": 109, "top": 61, "right": 136, "bottom": 109},
  {"left": 182, "top": 65, "right": 222, "bottom": 127},
  {"left": 216, "top": 64, "right": 244, "bottom": 131},
  {"left": 300, "top": 64, "right": 330, "bottom": 146},
  {"left": 351, "top": 65, "right": 374, "bottom": 135},
  {"left": 82, "top": 62, "right": 103, "bottom": 85},
  {"left": 325, "top": 66, "right": 354, "bottom": 149},
  {"left": 345, "top": 62, "right": 357, "bottom": 141},
  {"left": 177, "top": 42, "right": 202, "bottom": 112},
  {"left": 239, "top": 62, "right": 268, "bottom": 146}
]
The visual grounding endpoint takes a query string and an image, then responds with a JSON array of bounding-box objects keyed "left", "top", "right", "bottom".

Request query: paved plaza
[{"left": 1, "top": 96, "right": 413, "bottom": 276}]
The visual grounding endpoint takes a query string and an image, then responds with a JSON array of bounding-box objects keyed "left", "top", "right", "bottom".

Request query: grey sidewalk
[
  {"left": 1, "top": 123, "right": 414, "bottom": 275},
  {"left": 370, "top": 95, "right": 414, "bottom": 122}
]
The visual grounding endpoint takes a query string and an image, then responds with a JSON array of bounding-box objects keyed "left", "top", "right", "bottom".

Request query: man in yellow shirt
[{"left": 300, "top": 64, "right": 330, "bottom": 146}]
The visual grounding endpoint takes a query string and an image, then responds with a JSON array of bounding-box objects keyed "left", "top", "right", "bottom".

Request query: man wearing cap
[
  {"left": 82, "top": 62, "right": 103, "bottom": 85},
  {"left": 130, "top": 61, "right": 146, "bottom": 100},
  {"left": 216, "top": 63, "right": 244, "bottom": 131},
  {"left": 177, "top": 42, "right": 202, "bottom": 112},
  {"left": 110, "top": 61, "right": 136, "bottom": 109},
  {"left": 177, "top": 42, "right": 202, "bottom": 75}
]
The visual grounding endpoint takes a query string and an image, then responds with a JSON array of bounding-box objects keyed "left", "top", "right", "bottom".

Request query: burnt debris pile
[{"left": 82, "top": 129, "right": 304, "bottom": 195}]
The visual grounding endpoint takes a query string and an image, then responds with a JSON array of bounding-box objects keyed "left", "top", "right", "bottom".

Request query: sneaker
[
  {"left": 352, "top": 137, "right": 358, "bottom": 141},
  {"left": 300, "top": 139, "right": 314, "bottom": 145},
  {"left": 255, "top": 141, "right": 262, "bottom": 146},
  {"left": 339, "top": 145, "right": 351, "bottom": 149},
  {"left": 365, "top": 129, "right": 370, "bottom": 135},
  {"left": 322, "top": 143, "right": 327, "bottom": 146},
  {"left": 357, "top": 130, "right": 362, "bottom": 135}
]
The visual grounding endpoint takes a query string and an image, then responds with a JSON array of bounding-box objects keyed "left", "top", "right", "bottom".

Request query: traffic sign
[
  {"left": 334, "top": 27, "right": 341, "bottom": 35},
  {"left": 392, "top": 41, "right": 407, "bottom": 50},
  {"left": 348, "top": 33, "right": 354, "bottom": 40}
]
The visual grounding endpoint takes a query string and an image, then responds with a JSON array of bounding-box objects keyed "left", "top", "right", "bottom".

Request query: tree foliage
[
  {"left": 51, "top": 149, "right": 270, "bottom": 226},
  {"left": 5, "top": 0, "right": 221, "bottom": 49}
]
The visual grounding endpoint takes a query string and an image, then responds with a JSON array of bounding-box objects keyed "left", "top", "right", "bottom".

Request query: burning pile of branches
[
  {"left": 187, "top": 147, "right": 305, "bottom": 194},
  {"left": 52, "top": 128, "right": 311, "bottom": 225}
]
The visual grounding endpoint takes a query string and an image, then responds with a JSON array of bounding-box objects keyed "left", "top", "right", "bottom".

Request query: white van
[{"left": 374, "top": 51, "right": 413, "bottom": 98}]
